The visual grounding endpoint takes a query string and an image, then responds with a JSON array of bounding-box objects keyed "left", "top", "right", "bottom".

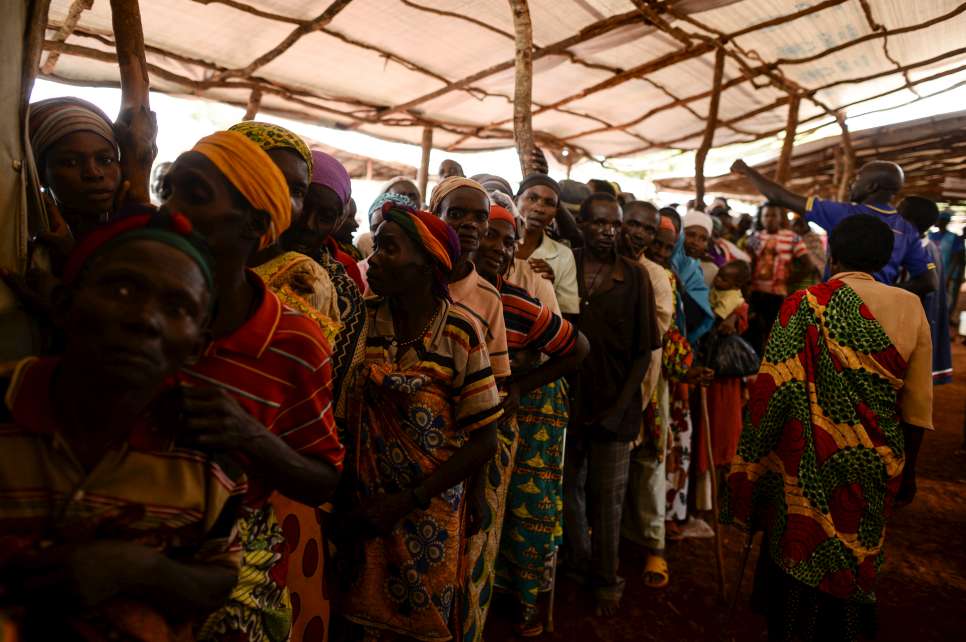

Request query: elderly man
[
  {"left": 563, "top": 193, "right": 660, "bottom": 617},
  {"left": 731, "top": 159, "right": 937, "bottom": 295},
  {"left": 0, "top": 213, "right": 245, "bottom": 641},
  {"left": 616, "top": 201, "right": 677, "bottom": 588}
]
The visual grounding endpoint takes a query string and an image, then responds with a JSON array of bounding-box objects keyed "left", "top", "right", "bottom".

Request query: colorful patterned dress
[
  {"left": 490, "top": 279, "right": 578, "bottom": 625},
  {"left": 723, "top": 279, "right": 920, "bottom": 639},
  {"left": 663, "top": 270, "right": 696, "bottom": 522},
  {"left": 336, "top": 299, "right": 502, "bottom": 642}
]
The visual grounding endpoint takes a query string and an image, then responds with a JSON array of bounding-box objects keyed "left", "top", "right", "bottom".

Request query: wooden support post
[
  {"left": 774, "top": 93, "right": 800, "bottom": 185},
  {"left": 243, "top": 88, "right": 262, "bottom": 120},
  {"left": 365, "top": 159, "right": 373, "bottom": 181},
  {"left": 508, "top": 0, "right": 535, "bottom": 176},
  {"left": 417, "top": 126, "right": 433, "bottom": 207},
  {"left": 836, "top": 112, "right": 856, "bottom": 201},
  {"left": 694, "top": 46, "right": 725, "bottom": 209},
  {"left": 110, "top": 0, "right": 153, "bottom": 205}
]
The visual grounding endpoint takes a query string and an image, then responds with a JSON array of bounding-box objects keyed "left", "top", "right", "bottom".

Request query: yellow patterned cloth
[
  {"left": 253, "top": 251, "right": 341, "bottom": 345},
  {"left": 723, "top": 279, "right": 910, "bottom": 602}
]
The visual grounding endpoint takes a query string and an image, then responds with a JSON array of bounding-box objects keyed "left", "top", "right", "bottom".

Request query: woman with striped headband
[
  {"left": 28, "top": 96, "right": 157, "bottom": 240},
  {"left": 334, "top": 203, "right": 502, "bottom": 642},
  {"left": 160, "top": 130, "right": 344, "bottom": 642}
]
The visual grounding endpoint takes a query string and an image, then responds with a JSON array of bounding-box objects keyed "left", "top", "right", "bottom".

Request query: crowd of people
[{"left": 0, "top": 94, "right": 956, "bottom": 642}]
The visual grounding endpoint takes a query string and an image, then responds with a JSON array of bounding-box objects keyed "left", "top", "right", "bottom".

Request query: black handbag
[{"left": 707, "top": 333, "right": 760, "bottom": 377}]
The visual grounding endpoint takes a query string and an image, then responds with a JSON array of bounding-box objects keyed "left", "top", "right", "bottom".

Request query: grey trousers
[{"left": 562, "top": 434, "right": 632, "bottom": 602}]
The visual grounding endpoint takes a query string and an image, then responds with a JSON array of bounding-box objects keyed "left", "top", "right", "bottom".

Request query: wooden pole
[
  {"left": 774, "top": 93, "right": 800, "bottom": 185},
  {"left": 836, "top": 112, "right": 856, "bottom": 201},
  {"left": 701, "top": 388, "right": 728, "bottom": 605},
  {"left": 694, "top": 46, "right": 725, "bottom": 209},
  {"left": 243, "top": 88, "right": 262, "bottom": 120},
  {"left": 110, "top": 0, "right": 153, "bottom": 205},
  {"left": 417, "top": 126, "right": 433, "bottom": 208},
  {"left": 508, "top": 0, "right": 535, "bottom": 176}
]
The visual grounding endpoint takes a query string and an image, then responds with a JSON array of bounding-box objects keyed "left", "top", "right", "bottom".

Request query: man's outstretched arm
[{"left": 731, "top": 159, "right": 808, "bottom": 214}]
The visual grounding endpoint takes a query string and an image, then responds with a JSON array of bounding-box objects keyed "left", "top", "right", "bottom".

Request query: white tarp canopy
[{"left": 40, "top": 0, "right": 966, "bottom": 162}]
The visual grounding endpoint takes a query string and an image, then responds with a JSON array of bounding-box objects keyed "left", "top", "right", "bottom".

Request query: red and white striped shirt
[{"left": 181, "top": 272, "right": 344, "bottom": 505}]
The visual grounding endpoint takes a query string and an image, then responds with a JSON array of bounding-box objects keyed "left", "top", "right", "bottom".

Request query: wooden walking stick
[
  {"left": 700, "top": 387, "right": 728, "bottom": 604},
  {"left": 727, "top": 530, "right": 757, "bottom": 623}
]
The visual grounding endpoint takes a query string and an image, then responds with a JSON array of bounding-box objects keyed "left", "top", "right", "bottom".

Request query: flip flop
[
  {"left": 514, "top": 620, "right": 544, "bottom": 638},
  {"left": 643, "top": 554, "right": 670, "bottom": 589}
]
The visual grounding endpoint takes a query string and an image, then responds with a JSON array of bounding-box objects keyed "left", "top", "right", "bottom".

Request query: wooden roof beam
[
  {"left": 210, "top": 0, "right": 354, "bottom": 82},
  {"left": 565, "top": 2, "right": 965, "bottom": 148},
  {"left": 606, "top": 42, "right": 966, "bottom": 159},
  {"left": 41, "top": 0, "right": 93, "bottom": 74},
  {"left": 367, "top": 10, "right": 644, "bottom": 121}
]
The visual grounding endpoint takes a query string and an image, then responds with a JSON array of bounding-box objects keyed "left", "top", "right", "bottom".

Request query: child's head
[{"left": 714, "top": 259, "right": 751, "bottom": 291}]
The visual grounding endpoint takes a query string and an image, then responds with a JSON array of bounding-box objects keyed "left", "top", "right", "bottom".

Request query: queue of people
[{"left": 0, "top": 94, "right": 949, "bottom": 642}]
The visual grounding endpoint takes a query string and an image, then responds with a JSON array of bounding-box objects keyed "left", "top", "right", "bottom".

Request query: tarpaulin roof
[
  {"left": 40, "top": 0, "right": 966, "bottom": 163},
  {"left": 655, "top": 109, "right": 966, "bottom": 203}
]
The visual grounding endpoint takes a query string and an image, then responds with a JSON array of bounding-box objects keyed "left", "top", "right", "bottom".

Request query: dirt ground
[{"left": 485, "top": 334, "right": 966, "bottom": 642}]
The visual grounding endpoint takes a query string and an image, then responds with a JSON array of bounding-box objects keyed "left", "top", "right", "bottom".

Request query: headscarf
[
  {"left": 310, "top": 149, "right": 351, "bottom": 207},
  {"left": 192, "top": 131, "right": 291, "bottom": 250},
  {"left": 379, "top": 175, "right": 421, "bottom": 200},
  {"left": 28, "top": 97, "right": 117, "bottom": 163},
  {"left": 429, "top": 176, "right": 489, "bottom": 215},
  {"left": 516, "top": 174, "right": 560, "bottom": 198},
  {"left": 380, "top": 202, "right": 460, "bottom": 300},
  {"left": 683, "top": 209, "right": 713, "bottom": 235},
  {"left": 488, "top": 204, "right": 516, "bottom": 227},
  {"left": 228, "top": 121, "right": 313, "bottom": 175},
  {"left": 64, "top": 211, "right": 214, "bottom": 293},
  {"left": 368, "top": 192, "right": 416, "bottom": 226},
  {"left": 659, "top": 215, "right": 677, "bottom": 232},
  {"left": 670, "top": 224, "right": 714, "bottom": 344},
  {"left": 471, "top": 173, "right": 514, "bottom": 197}
]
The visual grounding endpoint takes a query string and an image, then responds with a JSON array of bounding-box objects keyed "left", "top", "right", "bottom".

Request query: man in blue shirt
[
  {"left": 730, "top": 158, "right": 938, "bottom": 295},
  {"left": 929, "top": 210, "right": 965, "bottom": 312}
]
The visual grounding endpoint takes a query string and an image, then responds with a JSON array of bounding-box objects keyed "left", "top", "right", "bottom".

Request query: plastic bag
[{"left": 708, "top": 334, "right": 759, "bottom": 378}]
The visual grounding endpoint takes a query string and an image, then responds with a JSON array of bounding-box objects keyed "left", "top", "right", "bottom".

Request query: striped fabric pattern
[
  {"left": 181, "top": 274, "right": 344, "bottom": 493},
  {"left": 362, "top": 298, "right": 503, "bottom": 433},
  {"left": 449, "top": 269, "right": 512, "bottom": 379},
  {"left": 499, "top": 278, "right": 577, "bottom": 356},
  {"left": 0, "top": 357, "right": 247, "bottom": 570}
]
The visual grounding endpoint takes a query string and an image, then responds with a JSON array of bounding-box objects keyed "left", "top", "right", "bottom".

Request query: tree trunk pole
[
  {"left": 836, "top": 112, "right": 856, "bottom": 201},
  {"left": 694, "top": 46, "right": 725, "bottom": 209},
  {"left": 417, "top": 125, "right": 433, "bottom": 208},
  {"left": 243, "top": 88, "right": 262, "bottom": 120},
  {"left": 774, "top": 93, "right": 800, "bottom": 185},
  {"left": 508, "top": 0, "right": 535, "bottom": 176},
  {"left": 110, "top": 0, "right": 153, "bottom": 204}
]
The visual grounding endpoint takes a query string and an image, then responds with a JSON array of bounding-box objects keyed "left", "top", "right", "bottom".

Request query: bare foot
[{"left": 595, "top": 597, "right": 620, "bottom": 617}]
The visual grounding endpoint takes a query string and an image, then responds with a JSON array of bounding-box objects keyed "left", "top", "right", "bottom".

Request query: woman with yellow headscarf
[{"left": 162, "top": 131, "right": 345, "bottom": 642}]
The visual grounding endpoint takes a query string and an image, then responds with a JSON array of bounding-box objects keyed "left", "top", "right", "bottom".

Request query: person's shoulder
[
  {"left": 472, "top": 271, "right": 502, "bottom": 299},
  {"left": 442, "top": 305, "right": 486, "bottom": 348},
  {"left": 499, "top": 278, "right": 536, "bottom": 302},
  {"left": 269, "top": 305, "right": 333, "bottom": 365}
]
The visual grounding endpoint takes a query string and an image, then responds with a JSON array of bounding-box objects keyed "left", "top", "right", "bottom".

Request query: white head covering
[{"left": 683, "top": 209, "right": 713, "bottom": 234}]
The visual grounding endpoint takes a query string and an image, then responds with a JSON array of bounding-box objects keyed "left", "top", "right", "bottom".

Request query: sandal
[
  {"left": 514, "top": 610, "right": 544, "bottom": 637},
  {"left": 643, "top": 554, "right": 670, "bottom": 589}
]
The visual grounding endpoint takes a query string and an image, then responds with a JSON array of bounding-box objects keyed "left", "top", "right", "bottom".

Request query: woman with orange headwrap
[
  {"left": 334, "top": 202, "right": 503, "bottom": 642},
  {"left": 161, "top": 131, "right": 344, "bottom": 642}
]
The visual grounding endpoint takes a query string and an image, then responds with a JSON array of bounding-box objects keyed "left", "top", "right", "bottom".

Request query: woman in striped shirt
[
  {"left": 335, "top": 205, "right": 503, "bottom": 641},
  {"left": 476, "top": 204, "right": 589, "bottom": 636}
]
